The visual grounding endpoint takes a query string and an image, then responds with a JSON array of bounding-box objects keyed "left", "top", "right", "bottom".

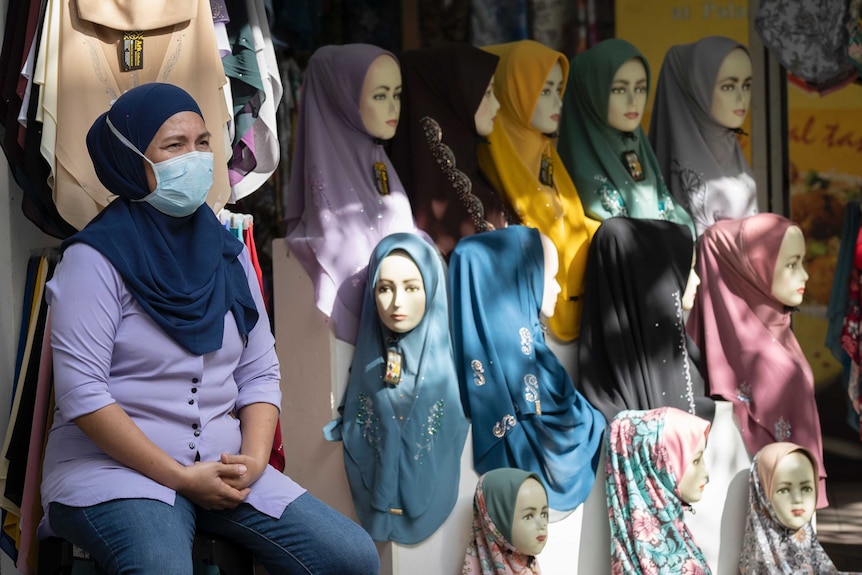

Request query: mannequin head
[
  {"left": 711, "top": 47, "right": 752, "bottom": 129},
  {"left": 676, "top": 434, "right": 708, "bottom": 503},
  {"left": 510, "top": 477, "right": 549, "bottom": 556},
  {"left": 769, "top": 450, "right": 817, "bottom": 530},
  {"left": 539, "top": 233, "right": 561, "bottom": 319},
  {"left": 359, "top": 54, "right": 402, "bottom": 140},
  {"left": 530, "top": 62, "right": 564, "bottom": 134},
  {"left": 479, "top": 468, "right": 549, "bottom": 557},
  {"left": 681, "top": 252, "right": 700, "bottom": 311},
  {"left": 374, "top": 250, "right": 426, "bottom": 333},
  {"left": 771, "top": 225, "right": 808, "bottom": 307},
  {"left": 607, "top": 57, "right": 648, "bottom": 133},
  {"left": 474, "top": 76, "right": 500, "bottom": 137}
]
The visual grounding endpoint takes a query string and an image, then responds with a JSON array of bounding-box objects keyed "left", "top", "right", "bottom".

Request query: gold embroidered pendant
[
  {"left": 621, "top": 150, "right": 646, "bottom": 182},
  {"left": 121, "top": 32, "right": 145, "bottom": 71},
  {"left": 374, "top": 161, "right": 390, "bottom": 196},
  {"left": 540, "top": 154, "right": 555, "bottom": 187},
  {"left": 383, "top": 349, "right": 402, "bottom": 385}
]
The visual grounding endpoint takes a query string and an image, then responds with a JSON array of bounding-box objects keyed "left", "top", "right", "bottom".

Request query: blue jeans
[{"left": 48, "top": 492, "right": 379, "bottom": 575}]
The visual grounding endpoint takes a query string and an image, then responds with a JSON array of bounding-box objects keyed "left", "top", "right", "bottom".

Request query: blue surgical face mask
[{"left": 106, "top": 116, "right": 214, "bottom": 217}]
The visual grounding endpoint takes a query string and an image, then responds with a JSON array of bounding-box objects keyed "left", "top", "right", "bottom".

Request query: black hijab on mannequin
[
  {"left": 390, "top": 44, "right": 509, "bottom": 258},
  {"left": 576, "top": 217, "right": 713, "bottom": 422}
]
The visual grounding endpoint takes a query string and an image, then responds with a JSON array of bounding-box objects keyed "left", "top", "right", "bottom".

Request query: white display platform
[{"left": 272, "top": 240, "right": 750, "bottom": 574}]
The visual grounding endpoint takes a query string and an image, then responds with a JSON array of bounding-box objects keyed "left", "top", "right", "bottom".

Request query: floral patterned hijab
[
  {"left": 605, "top": 407, "right": 712, "bottom": 575},
  {"left": 739, "top": 443, "right": 845, "bottom": 574},
  {"left": 462, "top": 468, "right": 545, "bottom": 575}
]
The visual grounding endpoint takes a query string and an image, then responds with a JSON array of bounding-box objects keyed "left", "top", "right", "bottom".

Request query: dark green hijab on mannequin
[
  {"left": 482, "top": 468, "right": 544, "bottom": 544},
  {"left": 558, "top": 39, "right": 694, "bottom": 235}
]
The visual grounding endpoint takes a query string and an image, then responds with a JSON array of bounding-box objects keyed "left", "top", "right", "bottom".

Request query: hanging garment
[
  {"left": 284, "top": 44, "right": 417, "bottom": 344},
  {"left": 222, "top": 0, "right": 282, "bottom": 202},
  {"left": 48, "top": 0, "right": 231, "bottom": 231},
  {"left": 605, "top": 407, "right": 712, "bottom": 575},
  {"left": 558, "top": 39, "right": 693, "bottom": 233},
  {"left": 462, "top": 469, "right": 545, "bottom": 575},
  {"left": 417, "top": 0, "right": 469, "bottom": 47},
  {"left": 739, "top": 443, "right": 846, "bottom": 574},
  {"left": 686, "top": 213, "right": 827, "bottom": 507},
  {"left": 755, "top": 0, "right": 857, "bottom": 91},
  {"left": 389, "top": 44, "right": 509, "bottom": 258},
  {"left": 469, "top": 0, "right": 528, "bottom": 46},
  {"left": 648, "top": 36, "right": 757, "bottom": 237},
  {"left": 449, "top": 226, "right": 605, "bottom": 512},
  {"left": 324, "top": 233, "right": 468, "bottom": 544},
  {"left": 477, "top": 40, "right": 599, "bottom": 342},
  {"left": 577, "top": 218, "right": 712, "bottom": 422}
]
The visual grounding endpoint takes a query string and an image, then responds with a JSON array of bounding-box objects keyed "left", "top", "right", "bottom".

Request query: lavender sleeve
[{"left": 45, "top": 243, "right": 123, "bottom": 420}]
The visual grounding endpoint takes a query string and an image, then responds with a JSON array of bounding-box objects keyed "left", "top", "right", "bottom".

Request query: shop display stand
[{"left": 272, "top": 240, "right": 748, "bottom": 574}]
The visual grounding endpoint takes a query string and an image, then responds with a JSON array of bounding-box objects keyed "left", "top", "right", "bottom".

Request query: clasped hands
[{"left": 176, "top": 452, "right": 267, "bottom": 510}]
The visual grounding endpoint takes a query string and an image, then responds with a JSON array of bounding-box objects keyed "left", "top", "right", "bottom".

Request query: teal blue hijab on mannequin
[
  {"left": 449, "top": 225, "right": 605, "bottom": 511},
  {"left": 325, "top": 232, "right": 468, "bottom": 544},
  {"left": 558, "top": 39, "right": 694, "bottom": 235}
]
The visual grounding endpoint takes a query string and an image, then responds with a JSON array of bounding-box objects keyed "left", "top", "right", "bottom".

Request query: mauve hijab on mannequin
[
  {"left": 687, "top": 213, "right": 827, "bottom": 507},
  {"left": 648, "top": 36, "right": 757, "bottom": 236},
  {"left": 284, "top": 44, "right": 417, "bottom": 343},
  {"left": 389, "top": 44, "right": 509, "bottom": 258}
]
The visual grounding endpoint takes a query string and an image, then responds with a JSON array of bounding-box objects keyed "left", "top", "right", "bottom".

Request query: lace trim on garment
[
  {"left": 673, "top": 290, "right": 696, "bottom": 414},
  {"left": 670, "top": 159, "right": 706, "bottom": 222},
  {"left": 420, "top": 116, "right": 495, "bottom": 233}
]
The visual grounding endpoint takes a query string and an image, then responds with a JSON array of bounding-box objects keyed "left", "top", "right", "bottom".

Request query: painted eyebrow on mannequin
[{"left": 718, "top": 74, "right": 753, "bottom": 83}]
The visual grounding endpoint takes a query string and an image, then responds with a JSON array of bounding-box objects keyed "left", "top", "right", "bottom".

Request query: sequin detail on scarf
[{"left": 420, "top": 116, "right": 495, "bottom": 233}]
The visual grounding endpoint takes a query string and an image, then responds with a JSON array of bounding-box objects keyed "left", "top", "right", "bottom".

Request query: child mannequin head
[
  {"left": 481, "top": 468, "right": 549, "bottom": 555},
  {"left": 756, "top": 443, "right": 817, "bottom": 530}
]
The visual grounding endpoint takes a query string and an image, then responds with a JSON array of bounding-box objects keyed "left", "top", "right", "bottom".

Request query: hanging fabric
[{"left": 755, "top": 0, "right": 858, "bottom": 94}]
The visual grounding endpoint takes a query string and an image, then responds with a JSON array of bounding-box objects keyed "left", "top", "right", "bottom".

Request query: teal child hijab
[
  {"left": 558, "top": 39, "right": 694, "bottom": 235},
  {"left": 323, "top": 232, "right": 468, "bottom": 544}
]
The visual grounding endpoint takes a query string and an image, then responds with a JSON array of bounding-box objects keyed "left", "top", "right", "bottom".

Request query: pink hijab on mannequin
[{"left": 686, "top": 213, "right": 827, "bottom": 507}]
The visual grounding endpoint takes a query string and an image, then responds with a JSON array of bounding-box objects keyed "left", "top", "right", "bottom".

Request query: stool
[{"left": 38, "top": 532, "right": 255, "bottom": 575}]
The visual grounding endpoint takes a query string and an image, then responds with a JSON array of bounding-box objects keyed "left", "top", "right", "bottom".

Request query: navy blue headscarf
[
  {"left": 449, "top": 225, "right": 606, "bottom": 511},
  {"left": 64, "top": 83, "right": 257, "bottom": 355}
]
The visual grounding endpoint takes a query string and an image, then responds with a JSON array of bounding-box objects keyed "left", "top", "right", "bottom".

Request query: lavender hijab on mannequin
[
  {"left": 648, "top": 36, "right": 757, "bottom": 236},
  {"left": 284, "top": 44, "right": 417, "bottom": 343}
]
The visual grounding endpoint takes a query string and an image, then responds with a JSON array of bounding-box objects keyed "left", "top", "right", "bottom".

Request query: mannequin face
[
  {"left": 530, "top": 62, "right": 563, "bottom": 134},
  {"left": 607, "top": 58, "right": 648, "bottom": 133},
  {"left": 510, "top": 477, "right": 549, "bottom": 556},
  {"left": 539, "top": 234, "right": 561, "bottom": 319},
  {"left": 711, "top": 48, "right": 752, "bottom": 129},
  {"left": 474, "top": 76, "right": 500, "bottom": 137},
  {"left": 770, "top": 451, "right": 817, "bottom": 530},
  {"left": 375, "top": 251, "right": 426, "bottom": 333},
  {"left": 677, "top": 435, "right": 708, "bottom": 503},
  {"left": 359, "top": 55, "right": 402, "bottom": 140},
  {"left": 681, "top": 253, "right": 700, "bottom": 312},
  {"left": 771, "top": 226, "right": 809, "bottom": 307}
]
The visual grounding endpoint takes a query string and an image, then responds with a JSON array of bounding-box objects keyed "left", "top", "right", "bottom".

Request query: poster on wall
[{"left": 788, "top": 84, "right": 862, "bottom": 395}]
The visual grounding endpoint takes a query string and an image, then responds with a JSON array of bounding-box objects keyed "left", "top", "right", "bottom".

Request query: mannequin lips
[
  {"left": 391, "top": 313, "right": 407, "bottom": 322},
  {"left": 791, "top": 508, "right": 806, "bottom": 516},
  {"left": 386, "top": 119, "right": 398, "bottom": 127},
  {"left": 624, "top": 112, "right": 639, "bottom": 120},
  {"left": 550, "top": 114, "right": 560, "bottom": 122},
  {"left": 797, "top": 288, "right": 805, "bottom": 294},
  {"left": 536, "top": 535, "right": 546, "bottom": 542},
  {"left": 733, "top": 109, "right": 747, "bottom": 117}
]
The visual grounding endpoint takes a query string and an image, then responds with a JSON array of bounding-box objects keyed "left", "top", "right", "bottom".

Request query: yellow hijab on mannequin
[{"left": 478, "top": 40, "right": 598, "bottom": 341}]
